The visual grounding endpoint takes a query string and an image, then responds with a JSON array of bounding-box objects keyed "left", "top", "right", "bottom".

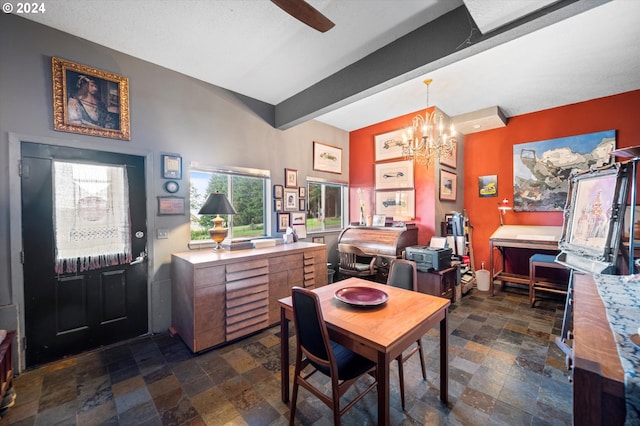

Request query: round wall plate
[{"left": 164, "top": 180, "right": 179, "bottom": 193}]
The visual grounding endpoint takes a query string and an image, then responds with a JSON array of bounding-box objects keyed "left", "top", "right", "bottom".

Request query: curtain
[{"left": 53, "top": 160, "right": 132, "bottom": 274}]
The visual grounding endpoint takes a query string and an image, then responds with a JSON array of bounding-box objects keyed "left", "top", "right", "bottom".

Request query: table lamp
[{"left": 198, "top": 191, "right": 237, "bottom": 250}]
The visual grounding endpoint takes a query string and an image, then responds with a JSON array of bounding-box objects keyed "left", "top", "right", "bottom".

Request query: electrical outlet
[{"left": 157, "top": 229, "right": 169, "bottom": 239}]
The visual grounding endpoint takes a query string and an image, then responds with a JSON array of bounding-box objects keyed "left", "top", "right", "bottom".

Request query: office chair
[
  {"left": 337, "top": 243, "right": 377, "bottom": 280},
  {"left": 289, "top": 286, "right": 378, "bottom": 426},
  {"left": 386, "top": 259, "right": 427, "bottom": 410}
]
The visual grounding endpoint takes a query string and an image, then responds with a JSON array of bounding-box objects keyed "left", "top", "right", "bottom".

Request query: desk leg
[
  {"left": 280, "top": 308, "right": 289, "bottom": 403},
  {"left": 440, "top": 312, "right": 448, "bottom": 403},
  {"left": 377, "top": 352, "right": 390, "bottom": 426},
  {"left": 490, "top": 242, "right": 495, "bottom": 296}
]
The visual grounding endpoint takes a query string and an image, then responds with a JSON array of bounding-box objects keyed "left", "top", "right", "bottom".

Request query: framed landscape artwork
[
  {"left": 52, "top": 57, "right": 130, "bottom": 141},
  {"left": 513, "top": 130, "right": 615, "bottom": 211}
]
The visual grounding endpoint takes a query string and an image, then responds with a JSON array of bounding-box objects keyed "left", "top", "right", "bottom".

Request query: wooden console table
[
  {"left": 171, "top": 242, "right": 327, "bottom": 352},
  {"left": 489, "top": 225, "right": 562, "bottom": 296},
  {"left": 573, "top": 273, "right": 626, "bottom": 425}
]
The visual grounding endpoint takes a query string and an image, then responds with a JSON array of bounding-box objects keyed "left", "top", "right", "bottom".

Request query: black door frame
[{"left": 8, "top": 132, "right": 155, "bottom": 373}]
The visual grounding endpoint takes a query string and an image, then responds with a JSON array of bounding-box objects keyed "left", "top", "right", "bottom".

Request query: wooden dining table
[{"left": 279, "top": 278, "right": 451, "bottom": 425}]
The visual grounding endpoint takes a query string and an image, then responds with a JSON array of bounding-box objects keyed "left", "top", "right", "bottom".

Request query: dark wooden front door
[{"left": 21, "top": 142, "right": 148, "bottom": 368}]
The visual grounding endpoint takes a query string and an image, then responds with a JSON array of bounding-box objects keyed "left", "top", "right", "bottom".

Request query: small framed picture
[
  {"left": 478, "top": 175, "right": 498, "bottom": 197},
  {"left": 439, "top": 140, "right": 458, "bottom": 169},
  {"left": 273, "top": 184, "right": 283, "bottom": 199},
  {"left": 285, "top": 168, "right": 298, "bottom": 188},
  {"left": 162, "top": 154, "right": 182, "bottom": 179},
  {"left": 291, "top": 212, "right": 305, "bottom": 225},
  {"left": 274, "top": 199, "right": 283, "bottom": 211},
  {"left": 312, "top": 236, "right": 325, "bottom": 244},
  {"left": 439, "top": 170, "right": 457, "bottom": 201},
  {"left": 372, "top": 214, "right": 386, "bottom": 227},
  {"left": 299, "top": 199, "right": 306, "bottom": 211},
  {"left": 284, "top": 188, "right": 298, "bottom": 211},
  {"left": 158, "top": 196, "right": 185, "bottom": 215},
  {"left": 277, "top": 212, "right": 290, "bottom": 232},
  {"left": 298, "top": 186, "right": 306, "bottom": 198}
]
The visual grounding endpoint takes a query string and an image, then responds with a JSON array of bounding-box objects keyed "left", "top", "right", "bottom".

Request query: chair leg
[
  {"left": 529, "top": 260, "right": 535, "bottom": 308},
  {"left": 289, "top": 364, "right": 301, "bottom": 426},
  {"left": 417, "top": 339, "right": 427, "bottom": 380},
  {"left": 396, "top": 355, "right": 406, "bottom": 410}
]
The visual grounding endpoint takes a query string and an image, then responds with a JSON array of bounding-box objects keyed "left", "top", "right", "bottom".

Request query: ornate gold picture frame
[{"left": 52, "top": 57, "right": 131, "bottom": 140}]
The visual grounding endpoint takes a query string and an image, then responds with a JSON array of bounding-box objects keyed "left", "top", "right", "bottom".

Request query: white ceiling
[{"left": 16, "top": 0, "right": 640, "bottom": 132}]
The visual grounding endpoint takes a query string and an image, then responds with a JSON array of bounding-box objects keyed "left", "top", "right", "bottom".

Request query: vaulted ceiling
[{"left": 18, "top": 0, "right": 640, "bottom": 132}]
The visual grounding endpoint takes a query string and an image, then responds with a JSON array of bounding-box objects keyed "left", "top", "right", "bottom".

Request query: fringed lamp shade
[{"left": 198, "top": 191, "right": 237, "bottom": 250}]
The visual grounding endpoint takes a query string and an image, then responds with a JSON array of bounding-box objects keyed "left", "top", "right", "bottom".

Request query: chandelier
[{"left": 402, "top": 79, "right": 457, "bottom": 167}]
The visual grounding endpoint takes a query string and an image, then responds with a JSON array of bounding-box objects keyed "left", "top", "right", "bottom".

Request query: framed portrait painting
[
  {"left": 52, "top": 57, "right": 130, "bottom": 141},
  {"left": 284, "top": 188, "right": 298, "bottom": 211}
]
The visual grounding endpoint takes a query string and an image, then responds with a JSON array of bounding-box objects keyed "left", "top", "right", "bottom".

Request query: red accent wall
[
  {"left": 350, "top": 109, "right": 438, "bottom": 245},
  {"left": 350, "top": 89, "right": 640, "bottom": 273}
]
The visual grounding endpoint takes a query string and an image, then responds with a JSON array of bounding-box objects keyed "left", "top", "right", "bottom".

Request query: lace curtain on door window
[{"left": 53, "top": 160, "right": 132, "bottom": 273}]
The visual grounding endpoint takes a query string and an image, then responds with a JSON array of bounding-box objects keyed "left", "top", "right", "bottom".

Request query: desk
[
  {"left": 573, "top": 273, "right": 626, "bottom": 425},
  {"left": 489, "top": 225, "right": 562, "bottom": 296},
  {"left": 279, "top": 279, "right": 450, "bottom": 425}
]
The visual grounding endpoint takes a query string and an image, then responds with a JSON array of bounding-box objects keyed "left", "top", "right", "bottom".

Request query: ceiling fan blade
[{"left": 271, "top": 0, "right": 335, "bottom": 33}]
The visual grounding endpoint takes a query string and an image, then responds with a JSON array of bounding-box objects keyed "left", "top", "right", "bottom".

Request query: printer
[{"left": 405, "top": 245, "right": 452, "bottom": 272}]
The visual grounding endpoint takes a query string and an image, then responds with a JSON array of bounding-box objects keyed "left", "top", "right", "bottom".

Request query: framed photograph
[
  {"left": 273, "top": 184, "right": 283, "bottom": 199},
  {"left": 277, "top": 212, "right": 290, "bottom": 232},
  {"left": 298, "top": 186, "right": 306, "bottom": 198},
  {"left": 299, "top": 199, "right": 306, "bottom": 211},
  {"left": 375, "top": 160, "right": 414, "bottom": 190},
  {"left": 374, "top": 128, "right": 408, "bottom": 162},
  {"left": 372, "top": 214, "right": 386, "bottom": 227},
  {"left": 284, "top": 188, "right": 298, "bottom": 211},
  {"left": 274, "top": 199, "right": 283, "bottom": 212},
  {"left": 439, "top": 139, "right": 457, "bottom": 168},
  {"left": 285, "top": 168, "right": 298, "bottom": 188},
  {"left": 313, "top": 141, "right": 342, "bottom": 174},
  {"left": 312, "top": 236, "right": 325, "bottom": 244},
  {"left": 162, "top": 154, "right": 182, "bottom": 179},
  {"left": 375, "top": 190, "right": 415, "bottom": 218},
  {"left": 52, "top": 57, "right": 130, "bottom": 141},
  {"left": 478, "top": 175, "right": 498, "bottom": 197},
  {"left": 291, "top": 212, "right": 306, "bottom": 225},
  {"left": 157, "top": 196, "right": 185, "bottom": 215},
  {"left": 439, "top": 170, "right": 457, "bottom": 201},
  {"left": 557, "top": 163, "right": 630, "bottom": 274}
]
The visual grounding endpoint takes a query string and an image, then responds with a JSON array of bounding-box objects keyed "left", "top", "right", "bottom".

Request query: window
[
  {"left": 190, "top": 164, "right": 270, "bottom": 241},
  {"left": 306, "top": 178, "right": 348, "bottom": 233}
]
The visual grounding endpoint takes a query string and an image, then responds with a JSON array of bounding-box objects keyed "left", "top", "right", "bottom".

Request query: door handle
[{"left": 130, "top": 251, "right": 147, "bottom": 265}]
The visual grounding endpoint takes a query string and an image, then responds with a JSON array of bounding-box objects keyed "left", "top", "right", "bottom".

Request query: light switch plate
[{"left": 157, "top": 229, "right": 169, "bottom": 239}]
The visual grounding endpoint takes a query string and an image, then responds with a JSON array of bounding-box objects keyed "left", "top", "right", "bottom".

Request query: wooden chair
[
  {"left": 289, "top": 287, "right": 378, "bottom": 426},
  {"left": 338, "top": 243, "right": 377, "bottom": 279},
  {"left": 386, "top": 259, "right": 427, "bottom": 410}
]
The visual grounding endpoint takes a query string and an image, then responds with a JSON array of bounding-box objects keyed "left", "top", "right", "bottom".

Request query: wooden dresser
[
  {"left": 171, "top": 242, "right": 327, "bottom": 352},
  {"left": 337, "top": 224, "right": 418, "bottom": 283}
]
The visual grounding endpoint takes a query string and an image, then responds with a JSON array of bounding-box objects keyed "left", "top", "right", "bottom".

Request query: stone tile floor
[{"left": 0, "top": 287, "right": 572, "bottom": 425}]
